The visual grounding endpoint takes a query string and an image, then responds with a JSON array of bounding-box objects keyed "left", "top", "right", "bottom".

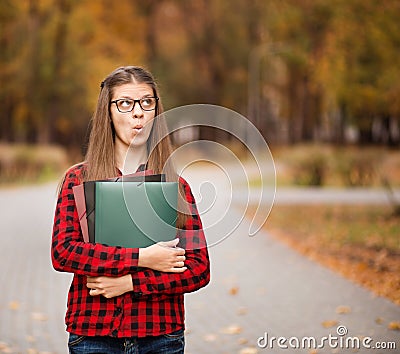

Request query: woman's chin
[{"left": 129, "top": 136, "right": 147, "bottom": 148}]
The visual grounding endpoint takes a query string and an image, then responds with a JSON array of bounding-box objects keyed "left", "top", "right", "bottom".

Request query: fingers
[
  {"left": 87, "top": 276, "right": 105, "bottom": 296},
  {"left": 89, "top": 288, "right": 102, "bottom": 296},
  {"left": 176, "top": 255, "right": 186, "bottom": 262},
  {"left": 169, "top": 266, "right": 187, "bottom": 273},
  {"left": 158, "top": 238, "right": 180, "bottom": 248}
]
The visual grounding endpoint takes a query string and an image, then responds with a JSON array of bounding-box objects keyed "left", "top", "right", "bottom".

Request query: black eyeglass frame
[{"left": 110, "top": 97, "right": 159, "bottom": 113}]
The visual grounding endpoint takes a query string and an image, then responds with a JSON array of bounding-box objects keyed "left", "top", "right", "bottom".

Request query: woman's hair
[{"left": 83, "top": 66, "right": 188, "bottom": 227}]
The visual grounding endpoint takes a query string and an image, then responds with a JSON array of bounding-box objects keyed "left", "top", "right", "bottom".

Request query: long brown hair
[{"left": 84, "top": 66, "right": 188, "bottom": 227}]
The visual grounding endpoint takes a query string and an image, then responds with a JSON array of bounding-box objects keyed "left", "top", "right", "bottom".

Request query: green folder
[{"left": 94, "top": 182, "right": 178, "bottom": 248}]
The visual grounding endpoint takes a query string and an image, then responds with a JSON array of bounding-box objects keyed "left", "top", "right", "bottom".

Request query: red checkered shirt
[{"left": 51, "top": 163, "right": 210, "bottom": 337}]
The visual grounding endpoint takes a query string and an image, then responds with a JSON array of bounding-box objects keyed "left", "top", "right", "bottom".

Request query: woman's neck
[{"left": 115, "top": 143, "right": 148, "bottom": 175}]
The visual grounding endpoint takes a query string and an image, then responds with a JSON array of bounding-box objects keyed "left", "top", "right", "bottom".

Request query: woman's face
[{"left": 110, "top": 82, "right": 156, "bottom": 150}]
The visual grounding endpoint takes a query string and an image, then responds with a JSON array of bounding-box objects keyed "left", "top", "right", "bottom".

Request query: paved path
[
  {"left": 0, "top": 176, "right": 399, "bottom": 353},
  {"left": 234, "top": 186, "right": 400, "bottom": 206}
]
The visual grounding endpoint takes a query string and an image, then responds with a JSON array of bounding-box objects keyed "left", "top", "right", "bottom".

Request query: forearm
[
  {"left": 51, "top": 170, "right": 140, "bottom": 277},
  {"left": 52, "top": 234, "right": 139, "bottom": 277},
  {"left": 131, "top": 248, "right": 210, "bottom": 296}
]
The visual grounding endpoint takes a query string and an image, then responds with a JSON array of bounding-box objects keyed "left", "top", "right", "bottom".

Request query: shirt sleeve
[
  {"left": 51, "top": 165, "right": 140, "bottom": 276},
  {"left": 130, "top": 178, "right": 210, "bottom": 296}
]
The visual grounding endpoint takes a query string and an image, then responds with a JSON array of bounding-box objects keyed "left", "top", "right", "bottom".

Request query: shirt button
[{"left": 115, "top": 307, "right": 122, "bottom": 315}]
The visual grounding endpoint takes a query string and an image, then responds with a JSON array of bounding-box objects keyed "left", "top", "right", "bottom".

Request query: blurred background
[
  {"left": 0, "top": 0, "right": 399, "bottom": 310},
  {"left": 1, "top": 0, "right": 400, "bottom": 158},
  {"left": 0, "top": 1, "right": 399, "bottom": 351}
]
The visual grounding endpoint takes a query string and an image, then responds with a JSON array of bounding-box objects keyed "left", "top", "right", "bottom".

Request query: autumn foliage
[{"left": 1, "top": 0, "right": 400, "bottom": 147}]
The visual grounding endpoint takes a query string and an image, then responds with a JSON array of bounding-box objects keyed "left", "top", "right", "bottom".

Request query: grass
[
  {"left": 0, "top": 144, "right": 70, "bottom": 187},
  {"left": 245, "top": 144, "right": 400, "bottom": 305},
  {"left": 248, "top": 144, "right": 400, "bottom": 188},
  {"left": 250, "top": 204, "right": 400, "bottom": 305}
]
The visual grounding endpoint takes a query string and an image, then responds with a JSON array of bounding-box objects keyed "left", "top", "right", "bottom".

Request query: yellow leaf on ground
[
  {"left": 229, "top": 286, "right": 239, "bottom": 295},
  {"left": 0, "top": 342, "right": 9, "bottom": 350},
  {"left": 239, "top": 347, "right": 258, "bottom": 354},
  {"left": 375, "top": 317, "right": 384, "bottom": 324},
  {"left": 336, "top": 306, "right": 351, "bottom": 314},
  {"left": 203, "top": 334, "right": 218, "bottom": 342},
  {"left": 238, "top": 338, "right": 249, "bottom": 345},
  {"left": 321, "top": 320, "right": 338, "bottom": 328},
  {"left": 26, "top": 335, "right": 36, "bottom": 343},
  {"left": 8, "top": 301, "right": 20, "bottom": 310},
  {"left": 388, "top": 321, "right": 400, "bottom": 330},
  {"left": 221, "top": 324, "right": 242, "bottom": 335},
  {"left": 31, "top": 312, "right": 48, "bottom": 322},
  {"left": 237, "top": 307, "right": 248, "bottom": 316}
]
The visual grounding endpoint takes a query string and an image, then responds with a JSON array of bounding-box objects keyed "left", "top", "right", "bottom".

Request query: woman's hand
[
  {"left": 87, "top": 274, "right": 133, "bottom": 298},
  {"left": 138, "top": 238, "right": 187, "bottom": 273},
  {"left": 86, "top": 239, "right": 186, "bottom": 298}
]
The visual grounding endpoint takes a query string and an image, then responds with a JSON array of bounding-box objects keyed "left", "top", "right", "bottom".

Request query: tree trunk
[
  {"left": 45, "top": 0, "right": 71, "bottom": 144},
  {"left": 287, "top": 64, "right": 304, "bottom": 144}
]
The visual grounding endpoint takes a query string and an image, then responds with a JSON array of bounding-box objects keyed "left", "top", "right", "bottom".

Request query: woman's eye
[
  {"left": 120, "top": 100, "right": 132, "bottom": 107},
  {"left": 141, "top": 99, "right": 151, "bottom": 106}
]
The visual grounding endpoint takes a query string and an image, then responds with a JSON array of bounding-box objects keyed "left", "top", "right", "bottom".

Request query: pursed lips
[{"left": 133, "top": 124, "right": 143, "bottom": 132}]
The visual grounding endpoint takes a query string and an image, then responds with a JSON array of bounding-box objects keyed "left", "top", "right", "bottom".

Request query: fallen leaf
[
  {"left": 229, "top": 286, "right": 239, "bottom": 295},
  {"left": 257, "top": 287, "right": 267, "bottom": 295},
  {"left": 238, "top": 338, "right": 249, "bottom": 345},
  {"left": 336, "top": 306, "right": 351, "bottom": 314},
  {"left": 239, "top": 347, "right": 258, "bottom": 354},
  {"left": 388, "top": 321, "right": 400, "bottom": 330},
  {"left": 8, "top": 301, "right": 20, "bottom": 310},
  {"left": 26, "top": 335, "right": 36, "bottom": 343},
  {"left": 321, "top": 320, "right": 338, "bottom": 328},
  {"left": 237, "top": 307, "right": 248, "bottom": 316},
  {"left": 309, "top": 350, "right": 318, "bottom": 354},
  {"left": 221, "top": 324, "right": 242, "bottom": 335},
  {"left": 1, "top": 347, "right": 13, "bottom": 354},
  {"left": 31, "top": 312, "right": 48, "bottom": 322},
  {"left": 375, "top": 317, "right": 384, "bottom": 325},
  {"left": 0, "top": 342, "right": 9, "bottom": 350},
  {"left": 203, "top": 334, "right": 218, "bottom": 342}
]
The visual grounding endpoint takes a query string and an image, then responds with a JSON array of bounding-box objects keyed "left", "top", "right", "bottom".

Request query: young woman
[{"left": 51, "top": 66, "right": 210, "bottom": 354}]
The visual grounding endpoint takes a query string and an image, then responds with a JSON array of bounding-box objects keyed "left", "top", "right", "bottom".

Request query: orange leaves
[
  {"left": 229, "top": 286, "right": 239, "bottom": 296},
  {"left": 388, "top": 321, "right": 400, "bottom": 331},
  {"left": 221, "top": 324, "right": 243, "bottom": 335},
  {"left": 8, "top": 301, "right": 20, "bottom": 311},
  {"left": 335, "top": 305, "right": 351, "bottom": 314},
  {"left": 321, "top": 320, "right": 339, "bottom": 329}
]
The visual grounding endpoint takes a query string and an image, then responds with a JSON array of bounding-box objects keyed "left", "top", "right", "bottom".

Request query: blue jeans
[{"left": 68, "top": 330, "right": 185, "bottom": 354}]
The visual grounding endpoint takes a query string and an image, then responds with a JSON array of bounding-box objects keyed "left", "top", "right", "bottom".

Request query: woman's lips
[{"left": 133, "top": 124, "right": 143, "bottom": 132}]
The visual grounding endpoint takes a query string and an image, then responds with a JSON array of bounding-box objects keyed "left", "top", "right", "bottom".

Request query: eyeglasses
[{"left": 110, "top": 97, "right": 159, "bottom": 113}]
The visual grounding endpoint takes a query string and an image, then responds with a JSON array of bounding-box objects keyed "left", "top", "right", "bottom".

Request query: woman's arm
[
  {"left": 131, "top": 178, "right": 210, "bottom": 295},
  {"left": 86, "top": 178, "right": 210, "bottom": 298},
  {"left": 86, "top": 238, "right": 186, "bottom": 298},
  {"left": 51, "top": 166, "right": 139, "bottom": 276},
  {"left": 51, "top": 165, "right": 184, "bottom": 277}
]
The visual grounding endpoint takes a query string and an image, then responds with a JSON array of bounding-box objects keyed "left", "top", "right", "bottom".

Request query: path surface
[{"left": 0, "top": 173, "right": 399, "bottom": 353}]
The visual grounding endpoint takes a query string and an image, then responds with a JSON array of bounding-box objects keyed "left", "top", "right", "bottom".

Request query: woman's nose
[{"left": 132, "top": 102, "right": 144, "bottom": 117}]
